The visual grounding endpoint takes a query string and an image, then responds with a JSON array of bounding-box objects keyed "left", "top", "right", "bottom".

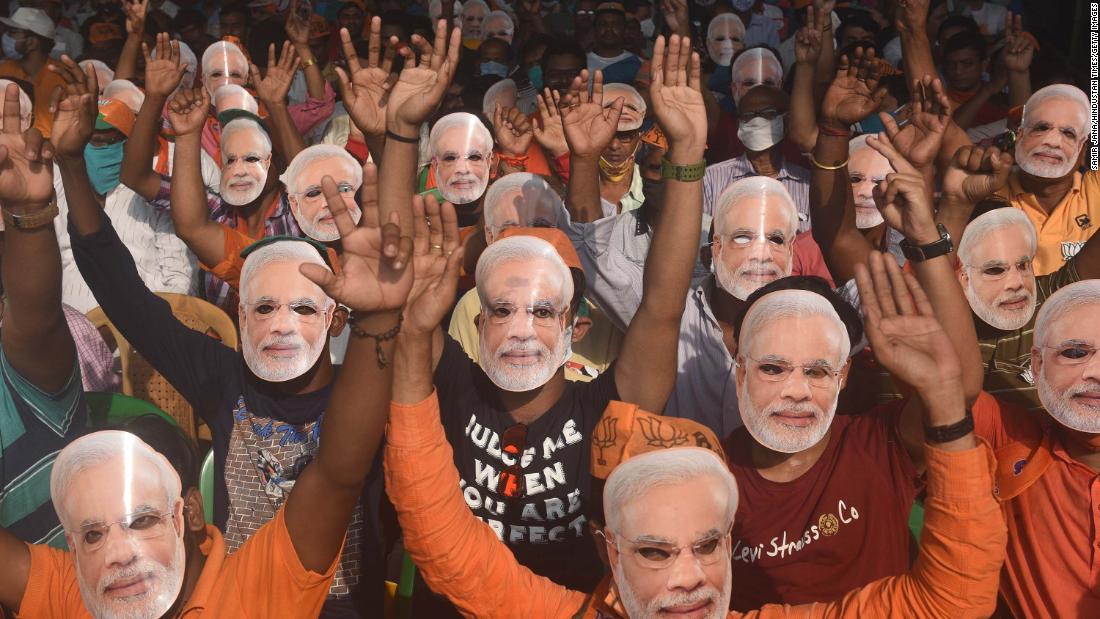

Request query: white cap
[{"left": 0, "top": 7, "right": 56, "bottom": 39}]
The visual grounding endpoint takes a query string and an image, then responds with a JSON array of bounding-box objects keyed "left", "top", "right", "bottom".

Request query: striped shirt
[
  {"left": 702, "top": 154, "right": 812, "bottom": 234},
  {"left": 976, "top": 259, "right": 1081, "bottom": 412}
]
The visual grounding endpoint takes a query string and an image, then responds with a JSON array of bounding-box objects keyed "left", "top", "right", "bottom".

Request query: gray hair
[
  {"left": 475, "top": 235, "right": 573, "bottom": 310},
  {"left": 103, "top": 79, "right": 146, "bottom": 114},
  {"left": 731, "top": 47, "right": 782, "bottom": 84},
  {"left": 740, "top": 289, "right": 852, "bottom": 364},
  {"left": 482, "top": 78, "right": 518, "bottom": 123},
  {"left": 482, "top": 10, "right": 514, "bottom": 38},
  {"left": 282, "top": 144, "right": 363, "bottom": 196},
  {"left": 713, "top": 176, "right": 799, "bottom": 240},
  {"left": 428, "top": 112, "right": 494, "bottom": 158},
  {"left": 604, "top": 448, "right": 739, "bottom": 534},
  {"left": 1022, "top": 84, "right": 1092, "bottom": 139},
  {"left": 483, "top": 172, "right": 563, "bottom": 230},
  {"left": 1034, "top": 280, "right": 1100, "bottom": 347},
  {"left": 219, "top": 118, "right": 272, "bottom": 164},
  {"left": 707, "top": 13, "right": 745, "bottom": 40},
  {"left": 240, "top": 239, "right": 334, "bottom": 308},
  {"left": 958, "top": 207, "right": 1037, "bottom": 267},
  {"left": 213, "top": 84, "right": 258, "bottom": 114},
  {"left": 201, "top": 40, "right": 248, "bottom": 77},
  {"left": 51, "top": 430, "right": 182, "bottom": 531}
]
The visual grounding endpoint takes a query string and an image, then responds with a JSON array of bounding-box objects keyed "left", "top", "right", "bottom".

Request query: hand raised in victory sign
[
  {"left": 0, "top": 84, "right": 54, "bottom": 206},
  {"left": 879, "top": 75, "right": 950, "bottom": 170}
]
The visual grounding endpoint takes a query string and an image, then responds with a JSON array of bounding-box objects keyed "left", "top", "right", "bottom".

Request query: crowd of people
[{"left": 0, "top": 0, "right": 1094, "bottom": 617}]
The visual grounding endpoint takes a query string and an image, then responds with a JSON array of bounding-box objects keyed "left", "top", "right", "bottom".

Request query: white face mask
[
  {"left": 963, "top": 273, "right": 1036, "bottom": 331},
  {"left": 737, "top": 116, "right": 785, "bottom": 152},
  {"left": 711, "top": 41, "right": 735, "bottom": 66},
  {"left": 480, "top": 320, "right": 572, "bottom": 392},
  {"left": 737, "top": 372, "right": 839, "bottom": 453},
  {"left": 1015, "top": 138, "right": 1081, "bottom": 179}
]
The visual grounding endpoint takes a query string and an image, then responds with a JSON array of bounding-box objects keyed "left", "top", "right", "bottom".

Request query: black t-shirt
[
  {"left": 70, "top": 212, "right": 382, "bottom": 618},
  {"left": 433, "top": 335, "right": 619, "bottom": 588}
]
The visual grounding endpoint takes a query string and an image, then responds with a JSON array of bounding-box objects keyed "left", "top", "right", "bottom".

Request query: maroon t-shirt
[{"left": 724, "top": 401, "right": 922, "bottom": 611}]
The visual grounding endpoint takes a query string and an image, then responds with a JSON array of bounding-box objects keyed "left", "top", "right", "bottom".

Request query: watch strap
[
  {"left": 660, "top": 158, "right": 705, "bottom": 182},
  {"left": 924, "top": 409, "right": 974, "bottom": 444},
  {"left": 1, "top": 200, "right": 59, "bottom": 230},
  {"left": 900, "top": 223, "right": 953, "bottom": 262}
]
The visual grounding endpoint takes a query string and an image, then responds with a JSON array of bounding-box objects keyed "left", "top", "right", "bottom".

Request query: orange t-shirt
[
  {"left": 16, "top": 506, "right": 338, "bottom": 618},
  {"left": 203, "top": 225, "right": 341, "bottom": 292},
  {"left": 0, "top": 60, "right": 67, "bottom": 138}
]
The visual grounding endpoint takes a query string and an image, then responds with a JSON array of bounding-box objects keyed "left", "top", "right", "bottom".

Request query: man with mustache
[
  {"left": 957, "top": 208, "right": 1039, "bottom": 333},
  {"left": 381, "top": 227, "right": 1007, "bottom": 618},
  {"left": 994, "top": 84, "right": 1099, "bottom": 275},
  {"left": 422, "top": 112, "right": 495, "bottom": 224}
]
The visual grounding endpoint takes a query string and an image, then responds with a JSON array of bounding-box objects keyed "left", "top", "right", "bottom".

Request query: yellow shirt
[
  {"left": 996, "top": 169, "right": 1100, "bottom": 275},
  {"left": 447, "top": 287, "right": 622, "bottom": 382}
]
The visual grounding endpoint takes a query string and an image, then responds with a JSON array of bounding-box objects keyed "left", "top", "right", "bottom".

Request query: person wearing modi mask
[
  {"left": 707, "top": 47, "right": 785, "bottom": 163},
  {"left": 382, "top": 252, "right": 1008, "bottom": 618},
  {"left": 597, "top": 82, "right": 647, "bottom": 219},
  {"left": 845, "top": 134, "right": 906, "bottom": 263},
  {"left": 995, "top": 84, "right": 1100, "bottom": 275},
  {"left": 420, "top": 112, "right": 496, "bottom": 226},
  {"left": 705, "top": 14, "right": 746, "bottom": 112}
]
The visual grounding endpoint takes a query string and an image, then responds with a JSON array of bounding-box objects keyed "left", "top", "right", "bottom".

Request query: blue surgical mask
[
  {"left": 479, "top": 61, "right": 509, "bottom": 78},
  {"left": 2, "top": 34, "right": 23, "bottom": 61},
  {"left": 527, "top": 65, "right": 543, "bottom": 90},
  {"left": 84, "top": 141, "right": 126, "bottom": 195}
]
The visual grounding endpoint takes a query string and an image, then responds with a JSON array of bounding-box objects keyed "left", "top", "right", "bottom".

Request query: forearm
[
  {"left": 911, "top": 255, "right": 983, "bottom": 402},
  {"left": 364, "top": 134, "right": 385, "bottom": 165},
  {"left": 897, "top": 14, "right": 937, "bottom": 91},
  {"left": 169, "top": 134, "right": 226, "bottom": 267},
  {"left": 1007, "top": 71, "right": 1031, "bottom": 108},
  {"left": 380, "top": 122, "right": 420, "bottom": 238},
  {"left": 951, "top": 82, "right": 1000, "bottom": 130},
  {"left": 394, "top": 331, "right": 435, "bottom": 405},
  {"left": 114, "top": 33, "right": 142, "bottom": 81},
  {"left": 263, "top": 101, "right": 307, "bottom": 163},
  {"left": 121, "top": 93, "right": 168, "bottom": 200},
  {"left": 789, "top": 62, "right": 820, "bottom": 152},
  {"left": 565, "top": 155, "right": 604, "bottom": 223},
  {"left": 58, "top": 156, "right": 105, "bottom": 236},
  {"left": 810, "top": 130, "right": 871, "bottom": 281},
  {"left": 294, "top": 44, "right": 327, "bottom": 100},
  {"left": 934, "top": 197, "right": 974, "bottom": 261}
]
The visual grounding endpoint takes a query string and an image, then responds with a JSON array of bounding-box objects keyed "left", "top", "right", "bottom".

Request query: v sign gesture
[
  {"left": 0, "top": 84, "right": 53, "bottom": 207},
  {"left": 865, "top": 131, "right": 941, "bottom": 245}
]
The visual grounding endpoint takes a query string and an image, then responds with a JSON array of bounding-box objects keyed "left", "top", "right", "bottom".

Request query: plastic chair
[
  {"left": 908, "top": 500, "right": 925, "bottom": 543},
  {"left": 200, "top": 449, "right": 215, "bottom": 524},
  {"left": 85, "top": 391, "right": 177, "bottom": 428},
  {"left": 87, "top": 293, "right": 238, "bottom": 439}
]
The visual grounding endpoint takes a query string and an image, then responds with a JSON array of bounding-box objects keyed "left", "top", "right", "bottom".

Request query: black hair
[
  {"left": 220, "top": 3, "right": 252, "bottom": 26},
  {"left": 943, "top": 31, "right": 987, "bottom": 60},
  {"left": 175, "top": 8, "right": 207, "bottom": 31},
  {"left": 540, "top": 39, "right": 586, "bottom": 72},
  {"left": 112, "top": 415, "right": 200, "bottom": 494},
  {"left": 478, "top": 37, "right": 515, "bottom": 62},
  {"left": 936, "top": 15, "right": 979, "bottom": 42},
  {"left": 836, "top": 12, "right": 881, "bottom": 43},
  {"left": 836, "top": 39, "right": 881, "bottom": 60},
  {"left": 969, "top": 196, "right": 1015, "bottom": 222},
  {"left": 732, "top": 276, "right": 864, "bottom": 350}
]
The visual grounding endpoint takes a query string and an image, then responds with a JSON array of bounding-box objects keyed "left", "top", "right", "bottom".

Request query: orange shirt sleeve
[
  {"left": 384, "top": 391, "right": 588, "bottom": 619},
  {"left": 200, "top": 224, "right": 253, "bottom": 291},
  {"left": 15, "top": 543, "right": 87, "bottom": 618}
]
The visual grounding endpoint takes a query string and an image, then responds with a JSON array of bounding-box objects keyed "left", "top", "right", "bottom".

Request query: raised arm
[
  {"left": 788, "top": 4, "right": 826, "bottom": 152},
  {"left": 561, "top": 69, "right": 622, "bottom": 223},
  {"left": 336, "top": 19, "right": 397, "bottom": 161},
  {"left": 250, "top": 42, "right": 306, "bottom": 162},
  {"left": 936, "top": 143, "right": 1014, "bottom": 258},
  {"left": 164, "top": 86, "right": 226, "bottom": 268},
  {"left": 493, "top": 103, "right": 535, "bottom": 175},
  {"left": 614, "top": 35, "right": 705, "bottom": 412},
  {"left": 532, "top": 88, "right": 569, "bottom": 177},
  {"left": 284, "top": 173, "right": 414, "bottom": 573},
  {"left": 284, "top": 0, "right": 327, "bottom": 101},
  {"left": 1001, "top": 13, "right": 1034, "bottom": 109},
  {"left": 120, "top": 33, "right": 187, "bottom": 201},
  {"left": 113, "top": 0, "right": 149, "bottom": 82}
]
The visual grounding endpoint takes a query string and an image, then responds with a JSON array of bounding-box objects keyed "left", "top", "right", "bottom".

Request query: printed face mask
[
  {"left": 220, "top": 126, "right": 271, "bottom": 206},
  {"left": 706, "top": 15, "right": 744, "bottom": 66},
  {"left": 430, "top": 113, "right": 493, "bottom": 205},
  {"left": 287, "top": 158, "right": 363, "bottom": 243},
  {"left": 203, "top": 48, "right": 249, "bottom": 98},
  {"left": 1035, "top": 299, "right": 1100, "bottom": 434},
  {"left": 730, "top": 48, "right": 783, "bottom": 105},
  {"left": 60, "top": 433, "right": 186, "bottom": 619},
  {"left": 240, "top": 260, "right": 333, "bottom": 382},
  {"left": 960, "top": 225, "right": 1038, "bottom": 331},
  {"left": 848, "top": 142, "right": 890, "bottom": 229},
  {"left": 712, "top": 192, "right": 796, "bottom": 300}
]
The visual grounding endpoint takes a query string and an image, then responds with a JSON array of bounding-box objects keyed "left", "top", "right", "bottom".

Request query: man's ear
[
  {"left": 589, "top": 521, "right": 612, "bottom": 567},
  {"left": 329, "top": 306, "right": 349, "bottom": 337},
  {"left": 571, "top": 315, "right": 593, "bottom": 342},
  {"left": 838, "top": 357, "right": 853, "bottom": 389},
  {"left": 183, "top": 487, "right": 205, "bottom": 533},
  {"left": 1031, "top": 345, "right": 1043, "bottom": 380}
]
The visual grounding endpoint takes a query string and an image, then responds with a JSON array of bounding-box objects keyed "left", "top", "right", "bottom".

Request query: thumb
[{"left": 299, "top": 263, "right": 340, "bottom": 294}]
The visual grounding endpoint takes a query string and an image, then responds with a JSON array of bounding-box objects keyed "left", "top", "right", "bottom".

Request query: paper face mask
[
  {"left": 201, "top": 41, "right": 249, "bottom": 98},
  {"left": 219, "top": 119, "right": 272, "bottom": 206},
  {"left": 706, "top": 14, "right": 745, "bottom": 66},
  {"left": 239, "top": 241, "right": 334, "bottom": 382},
  {"left": 1015, "top": 85, "right": 1091, "bottom": 180},
  {"left": 483, "top": 173, "right": 563, "bottom": 244},
  {"left": 1034, "top": 282, "right": 1100, "bottom": 434},
  {"left": 284, "top": 145, "right": 364, "bottom": 242},
  {"left": 476, "top": 236, "right": 574, "bottom": 392},
  {"left": 53, "top": 431, "right": 186, "bottom": 619},
  {"left": 712, "top": 177, "right": 799, "bottom": 300},
  {"left": 848, "top": 135, "right": 889, "bottom": 229},
  {"left": 958, "top": 208, "right": 1038, "bottom": 331},
  {"left": 735, "top": 290, "right": 850, "bottom": 453},
  {"left": 730, "top": 47, "right": 783, "bottom": 105},
  {"left": 429, "top": 112, "right": 494, "bottom": 205}
]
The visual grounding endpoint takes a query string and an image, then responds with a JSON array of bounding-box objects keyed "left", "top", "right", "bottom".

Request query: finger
[
  {"left": 382, "top": 211, "right": 408, "bottom": 267},
  {"left": 604, "top": 96, "right": 624, "bottom": 130},
  {"left": 412, "top": 194, "right": 430, "bottom": 255},
  {"left": 676, "top": 36, "right": 690, "bottom": 87},
  {"left": 665, "top": 34, "right": 680, "bottom": 87},
  {"left": 536, "top": 90, "right": 550, "bottom": 120},
  {"left": 650, "top": 35, "right": 665, "bottom": 90},
  {"left": 169, "top": 37, "right": 180, "bottom": 65},
  {"left": 320, "top": 175, "right": 359, "bottom": 238},
  {"left": 880, "top": 111, "right": 901, "bottom": 140},
  {"left": 867, "top": 251, "right": 898, "bottom": 318},
  {"left": 550, "top": 88, "right": 561, "bottom": 113},
  {"left": 493, "top": 102, "right": 503, "bottom": 129},
  {"left": 3, "top": 83, "right": 20, "bottom": 134},
  {"left": 966, "top": 145, "right": 986, "bottom": 171},
  {"left": 366, "top": 19, "right": 381, "bottom": 68},
  {"left": 440, "top": 198, "right": 459, "bottom": 252},
  {"left": 142, "top": 41, "right": 152, "bottom": 65},
  {"left": 439, "top": 245, "right": 466, "bottom": 296},
  {"left": 425, "top": 194, "right": 444, "bottom": 249},
  {"left": 410, "top": 34, "right": 432, "bottom": 68},
  {"left": 381, "top": 34, "right": 397, "bottom": 74},
  {"left": 22, "top": 126, "right": 43, "bottom": 161},
  {"left": 444, "top": 25, "right": 462, "bottom": 76},
  {"left": 866, "top": 133, "right": 915, "bottom": 174},
  {"left": 430, "top": 19, "right": 448, "bottom": 70},
  {"left": 853, "top": 261, "right": 883, "bottom": 329},
  {"left": 688, "top": 51, "right": 702, "bottom": 92},
  {"left": 298, "top": 262, "right": 340, "bottom": 291},
  {"left": 591, "top": 70, "right": 603, "bottom": 106},
  {"left": 882, "top": 254, "right": 917, "bottom": 315}
]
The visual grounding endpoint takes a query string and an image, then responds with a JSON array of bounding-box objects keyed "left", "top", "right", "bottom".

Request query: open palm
[
  {"left": 649, "top": 35, "right": 705, "bottom": 154},
  {"left": 339, "top": 19, "right": 397, "bottom": 137},
  {"left": 821, "top": 48, "right": 886, "bottom": 127},
  {"left": 560, "top": 69, "right": 621, "bottom": 158},
  {"left": 403, "top": 193, "right": 463, "bottom": 335},
  {"left": 49, "top": 56, "right": 98, "bottom": 159},
  {"left": 0, "top": 85, "right": 52, "bottom": 204},
  {"left": 387, "top": 20, "right": 461, "bottom": 130}
]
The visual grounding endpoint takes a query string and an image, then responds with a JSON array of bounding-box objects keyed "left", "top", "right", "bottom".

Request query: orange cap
[
  {"left": 497, "top": 226, "right": 583, "bottom": 274},
  {"left": 591, "top": 401, "right": 726, "bottom": 480},
  {"left": 95, "top": 98, "right": 135, "bottom": 137}
]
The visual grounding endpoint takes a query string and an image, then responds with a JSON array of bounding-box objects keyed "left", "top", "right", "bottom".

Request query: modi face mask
[
  {"left": 239, "top": 240, "right": 335, "bottom": 382},
  {"left": 848, "top": 135, "right": 889, "bottom": 229},
  {"left": 476, "top": 236, "right": 574, "bottom": 392},
  {"left": 735, "top": 291, "right": 850, "bottom": 453},
  {"left": 730, "top": 47, "right": 783, "bottom": 105},
  {"left": 712, "top": 177, "right": 798, "bottom": 300},
  {"left": 483, "top": 173, "right": 563, "bottom": 243},
  {"left": 284, "top": 145, "right": 364, "bottom": 242},
  {"left": 706, "top": 14, "right": 745, "bottom": 66},
  {"left": 1034, "top": 282, "right": 1100, "bottom": 434},
  {"left": 429, "top": 112, "right": 494, "bottom": 205},
  {"left": 1015, "top": 85, "right": 1091, "bottom": 180},
  {"left": 201, "top": 41, "right": 249, "bottom": 98},
  {"left": 958, "top": 209, "right": 1038, "bottom": 332},
  {"left": 53, "top": 431, "right": 187, "bottom": 619},
  {"left": 219, "top": 119, "right": 272, "bottom": 206}
]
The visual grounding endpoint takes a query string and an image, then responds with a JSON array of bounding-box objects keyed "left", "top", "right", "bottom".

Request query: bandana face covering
[{"left": 599, "top": 154, "right": 635, "bottom": 182}]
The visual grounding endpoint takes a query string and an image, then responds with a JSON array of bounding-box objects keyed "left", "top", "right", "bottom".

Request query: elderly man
[
  {"left": 0, "top": 168, "right": 413, "bottom": 616},
  {"left": 382, "top": 255, "right": 1006, "bottom": 618},
  {"left": 461, "top": 0, "right": 489, "bottom": 40},
  {"left": 395, "top": 34, "right": 704, "bottom": 615},
  {"left": 585, "top": 2, "right": 642, "bottom": 85},
  {"left": 707, "top": 47, "right": 785, "bottom": 162},
  {"left": 705, "top": 14, "right": 747, "bottom": 107},
  {"left": 996, "top": 84, "right": 1099, "bottom": 275},
  {"left": 422, "top": 112, "right": 495, "bottom": 221}
]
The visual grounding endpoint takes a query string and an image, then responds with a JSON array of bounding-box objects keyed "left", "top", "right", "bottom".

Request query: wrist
[
  {"left": 387, "top": 119, "right": 421, "bottom": 138},
  {"left": 666, "top": 145, "right": 705, "bottom": 166},
  {"left": 905, "top": 222, "right": 942, "bottom": 246},
  {"left": 55, "top": 153, "right": 86, "bottom": 167},
  {"left": 818, "top": 118, "right": 851, "bottom": 134},
  {"left": 918, "top": 381, "right": 967, "bottom": 424}
]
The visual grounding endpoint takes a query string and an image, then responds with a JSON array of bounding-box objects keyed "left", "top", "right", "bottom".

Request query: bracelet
[
  {"left": 807, "top": 152, "right": 849, "bottom": 170},
  {"left": 385, "top": 129, "right": 420, "bottom": 144},
  {"left": 301, "top": 57, "right": 317, "bottom": 68},
  {"left": 924, "top": 408, "right": 974, "bottom": 444},
  {"left": 660, "top": 158, "right": 706, "bottom": 182},
  {"left": 1, "top": 198, "right": 59, "bottom": 230},
  {"left": 818, "top": 123, "right": 851, "bottom": 137},
  {"left": 348, "top": 312, "right": 404, "bottom": 368}
]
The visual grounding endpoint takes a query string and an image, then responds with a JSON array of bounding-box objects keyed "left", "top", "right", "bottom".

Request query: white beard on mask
[
  {"left": 963, "top": 279, "right": 1036, "bottom": 331},
  {"left": 1016, "top": 141, "right": 1080, "bottom": 179},
  {"left": 714, "top": 254, "right": 791, "bottom": 301},
  {"left": 616, "top": 559, "right": 732, "bottom": 619},
  {"left": 854, "top": 199, "right": 884, "bottom": 229},
  {"left": 1037, "top": 366, "right": 1100, "bottom": 434},
  {"left": 292, "top": 200, "right": 363, "bottom": 243},
  {"left": 709, "top": 40, "right": 735, "bottom": 66},
  {"left": 438, "top": 172, "right": 489, "bottom": 205},
  {"left": 220, "top": 170, "right": 267, "bottom": 206},
  {"left": 737, "top": 378, "right": 838, "bottom": 453},
  {"left": 243, "top": 328, "right": 328, "bottom": 382},
  {"left": 480, "top": 325, "right": 572, "bottom": 392},
  {"left": 77, "top": 530, "right": 185, "bottom": 619}
]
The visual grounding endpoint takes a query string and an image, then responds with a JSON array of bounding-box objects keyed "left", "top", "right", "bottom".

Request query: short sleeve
[
  {"left": 16, "top": 543, "right": 86, "bottom": 618},
  {"left": 200, "top": 226, "right": 252, "bottom": 291}
]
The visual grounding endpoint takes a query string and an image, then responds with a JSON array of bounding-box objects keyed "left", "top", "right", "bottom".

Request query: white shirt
[{"left": 962, "top": 2, "right": 1008, "bottom": 36}]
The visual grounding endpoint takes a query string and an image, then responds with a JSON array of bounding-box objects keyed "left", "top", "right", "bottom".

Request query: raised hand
[
  {"left": 48, "top": 56, "right": 99, "bottom": 159},
  {"left": 124, "top": 0, "right": 148, "bottom": 35},
  {"left": 649, "top": 34, "right": 706, "bottom": 159},
  {"left": 285, "top": 0, "right": 312, "bottom": 46},
  {"left": 142, "top": 33, "right": 188, "bottom": 98},
  {"left": 386, "top": 19, "right": 462, "bottom": 133},
  {"left": 795, "top": 6, "right": 824, "bottom": 64},
  {"left": 560, "top": 69, "right": 623, "bottom": 159},
  {"left": 879, "top": 75, "right": 949, "bottom": 169},
  {"left": 250, "top": 42, "right": 301, "bottom": 105},
  {"left": 337, "top": 19, "right": 397, "bottom": 138},
  {"left": 166, "top": 86, "right": 211, "bottom": 136},
  {"left": 855, "top": 252, "right": 961, "bottom": 393},
  {"left": 298, "top": 172, "right": 416, "bottom": 314},
  {"left": 820, "top": 47, "right": 887, "bottom": 128},
  {"left": 864, "top": 131, "right": 941, "bottom": 244},
  {"left": 942, "top": 144, "right": 1014, "bottom": 206},
  {"left": 661, "top": 0, "right": 690, "bottom": 36},
  {"left": 0, "top": 84, "right": 54, "bottom": 206},
  {"left": 403, "top": 193, "right": 464, "bottom": 335},
  {"left": 533, "top": 88, "right": 568, "bottom": 157},
  {"left": 493, "top": 104, "right": 533, "bottom": 156},
  {"left": 1001, "top": 12, "right": 1034, "bottom": 74}
]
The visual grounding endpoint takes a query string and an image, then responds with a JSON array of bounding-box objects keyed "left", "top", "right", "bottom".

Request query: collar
[
  {"left": 625, "top": 164, "right": 645, "bottom": 201},
  {"left": 179, "top": 525, "right": 225, "bottom": 615},
  {"left": 1005, "top": 169, "right": 1082, "bottom": 211},
  {"left": 732, "top": 153, "right": 797, "bottom": 181}
]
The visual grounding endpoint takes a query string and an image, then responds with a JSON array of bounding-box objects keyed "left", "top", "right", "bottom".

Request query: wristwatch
[
  {"left": 900, "top": 223, "right": 953, "bottom": 262},
  {"left": 924, "top": 409, "right": 974, "bottom": 444},
  {"left": 660, "top": 158, "right": 706, "bottom": 182},
  {"left": 1, "top": 200, "right": 59, "bottom": 231}
]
